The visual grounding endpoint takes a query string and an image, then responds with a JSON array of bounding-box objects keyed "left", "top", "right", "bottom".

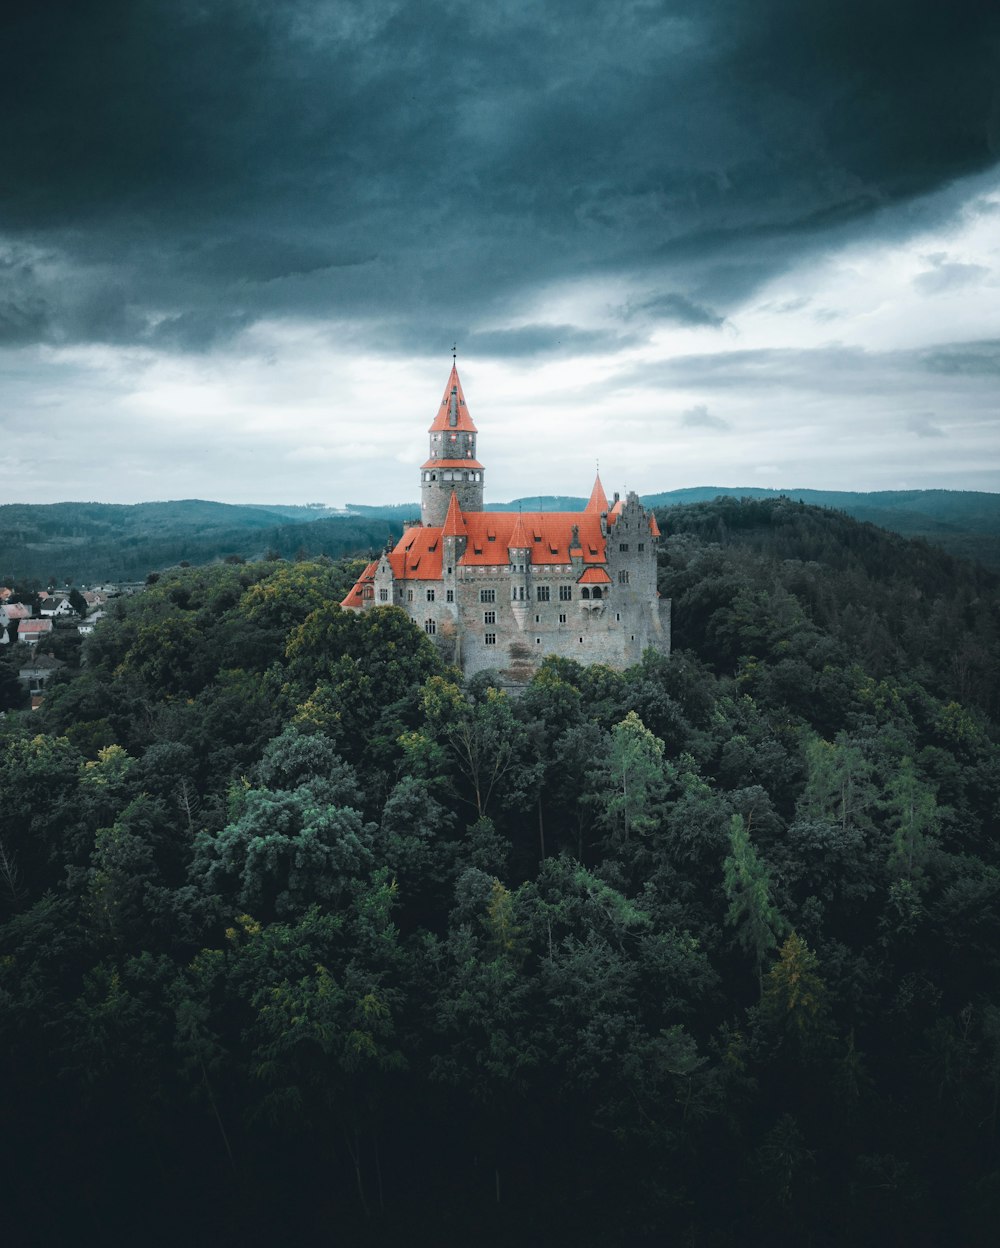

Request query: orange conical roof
[
  {"left": 508, "top": 511, "right": 530, "bottom": 549},
  {"left": 441, "top": 489, "right": 467, "bottom": 537},
  {"left": 585, "top": 473, "right": 609, "bottom": 513},
  {"left": 429, "top": 364, "right": 477, "bottom": 433}
]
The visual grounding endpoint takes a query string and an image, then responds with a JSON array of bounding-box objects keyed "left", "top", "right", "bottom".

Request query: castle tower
[
  {"left": 508, "top": 510, "right": 531, "bottom": 631},
  {"left": 421, "top": 364, "right": 484, "bottom": 527}
]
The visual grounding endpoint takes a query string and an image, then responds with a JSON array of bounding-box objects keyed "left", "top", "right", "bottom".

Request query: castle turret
[
  {"left": 421, "top": 364, "right": 484, "bottom": 527},
  {"left": 508, "top": 510, "right": 531, "bottom": 630}
]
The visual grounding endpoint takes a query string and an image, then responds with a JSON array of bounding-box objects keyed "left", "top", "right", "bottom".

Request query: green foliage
[
  {"left": 3, "top": 519, "right": 1000, "bottom": 1243},
  {"left": 723, "top": 814, "right": 787, "bottom": 992}
]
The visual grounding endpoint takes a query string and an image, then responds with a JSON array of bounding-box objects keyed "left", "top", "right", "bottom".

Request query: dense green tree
[{"left": 723, "top": 814, "right": 788, "bottom": 993}]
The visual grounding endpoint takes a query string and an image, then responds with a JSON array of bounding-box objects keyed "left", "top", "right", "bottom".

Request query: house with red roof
[
  {"left": 16, "top": 619, "right": 53, "bottom": 646},
  {"left": 342, "top": 364, "right": 671, "bottom": 679}
]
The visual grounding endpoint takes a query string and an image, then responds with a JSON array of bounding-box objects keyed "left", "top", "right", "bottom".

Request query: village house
[{"left": 16, "top": 619, "right": 53, "bottom": 646}]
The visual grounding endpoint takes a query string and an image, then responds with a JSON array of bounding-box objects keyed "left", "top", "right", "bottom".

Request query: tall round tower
[{"left": 421, "top": 364, "right": 484, "bottom": 527}]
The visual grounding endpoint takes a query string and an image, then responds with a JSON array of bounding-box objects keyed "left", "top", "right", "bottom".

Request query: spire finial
[{"left": 452, "top": 342, "right": 457, "bottom": 364}]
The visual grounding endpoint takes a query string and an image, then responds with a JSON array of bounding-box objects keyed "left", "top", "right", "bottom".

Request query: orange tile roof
[
  {"left": 578, "top": 566, "right": 612, "bottom": 584},
  {"left": 388, "top": 526, "right": 443, "bottom": 580},
  {"left": 507, "top": 512, "right": 530, "bottom": 550},
  {"left": 428, "top": 365, "right": 477, "bottom": 433},
  {"left": 420, "top": 457, "right": 484, "bottom": 470},
  {"left": 649, "top": 512, "right": 661, "bottom": 537},
  {"left": 18, "top": 619, "right": 53, "bottom": 634},
  {"left": 340, "top": 559, "right": 378, "bottom": 607},
  {"left": 586, "top": 474, "right": 609, "bottom": 513},
  {"left": 441, "top": 491, "right": 466, "bottom": 537},
  {"left": 459, "top": 512, "right": 606, "bottom": 567}
]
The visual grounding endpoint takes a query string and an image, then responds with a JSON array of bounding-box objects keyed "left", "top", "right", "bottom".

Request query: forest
[{"left": 2, "top": 497, "right": 999, "bottom": 1246}]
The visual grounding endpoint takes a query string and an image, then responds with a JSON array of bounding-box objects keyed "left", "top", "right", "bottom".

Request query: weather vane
[{"left": 452, "top": 342, "right": 457, "bottom": 363}]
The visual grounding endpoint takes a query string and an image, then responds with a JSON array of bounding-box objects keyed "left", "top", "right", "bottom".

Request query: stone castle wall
[{"left": 372, "top": 495, "right": 670, "bottom": 682}]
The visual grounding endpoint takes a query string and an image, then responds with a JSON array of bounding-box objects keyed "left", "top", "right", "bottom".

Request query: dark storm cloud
[
  {"left": 626, "top": 293, "right": 724, "bottom": 328},
  {"left": 921, "top": 341, "right": 1000, "bottom": 376},
  {"left": 681, "top": 404, "right": 730, "bottom": 431},
  {"left": 2, "top": 0, "right": 998, "bottom": 351},
  {"left": 906, "top": 413, "right": 945, "bottom": 438},
  {"left": 465, "top": 324, "right": 635, "bottom": 357}
]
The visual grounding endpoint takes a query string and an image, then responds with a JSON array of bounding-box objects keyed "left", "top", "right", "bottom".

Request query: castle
[{"left": 342, "top": 364, "right": 671, "bottom": 681}]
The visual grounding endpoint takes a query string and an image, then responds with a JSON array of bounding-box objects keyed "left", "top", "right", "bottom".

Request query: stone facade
[{"left": 343, "top": 365, "right": 671, "bottom": 681}]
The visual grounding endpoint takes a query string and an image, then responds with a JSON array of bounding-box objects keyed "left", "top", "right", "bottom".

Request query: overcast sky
[{"left": 2, "top": 0, "right": 999, "bottom": 507}]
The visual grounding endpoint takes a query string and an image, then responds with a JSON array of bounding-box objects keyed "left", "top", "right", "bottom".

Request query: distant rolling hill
[
  {"left": 350, "top": 488, "right": 1000, "bottom": 568},
  {"left": 0, "top": 501, "right": 398, "bottom": 585},
  {"left": 3, "top": 488, "right": 999, "bottom": 584}
]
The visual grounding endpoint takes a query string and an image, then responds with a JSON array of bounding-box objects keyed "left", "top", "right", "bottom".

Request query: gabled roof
[
  {"left": 585, "top": 473, "right": 609, "bottom": 514},
  {"left": 340, "top": 560, "right": 378, "bottom": 608},
  {"left": 578, "top": 566, "right": 612, "bottom": 584},
  {"left": 3, "top": 604, "right": 31, "bottom": 619},
  {"left": 388, "top": 526, "right": 443, "bottom": 581},
  {"left": 649, "top": 512, "right": 661, "bottom": 538},
  {"left": 429, "top": 364, "right": 477, "bottom": 433},
  {"left": 460, "top": 512, "right": 607, "bottom": 567},
  {"left": 18, "top": 619, "right": 52, "bottom": 634},
  {"left": 441, "top": 490, "right": 466, "bottom": 538}
]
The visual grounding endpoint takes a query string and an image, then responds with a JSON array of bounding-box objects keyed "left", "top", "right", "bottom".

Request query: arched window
[
  {"left": 581, "top": 587, "right": 591, "bottom": 599},
  {"left": 593, "top": 587, "right": 603, "bottom": 599},
  {"left": 424, "top": 619, "right": 436, "bottom": 635}
]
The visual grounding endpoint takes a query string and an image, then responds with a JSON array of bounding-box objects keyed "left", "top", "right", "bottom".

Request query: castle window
[
  {"left": 616, "top": 612, "right": 621, "bottom": 621},
  {"left": 619, "top": 543, "right": 629, "bottom": 552},
  {"left": 378, "top": 588, "right": 389, "bottom": 602},
  {"left": 535, "top": 614, "right": 540, "bottom": 623},
  {"left": 638, "top": 543, "right": 645, "bottom": 552},
  {"left": 480, "top": 589, "right": 496, "bottom": 603},
  {"left": 424, "top": 619, "right": 436, "bottom": 634},
  {"left": 618, "top": 570, "right": 629, "bottom": 585},
  {"left": 579, "top": 637, "right": 584, "bottom": 644},
  {"left": 536, "top": 586, "right": 550, "bottom": 601},
  {"left": 536, "top": 638, "right": 541, "bottom": 645},
  {"left": 485, "top": 633, "right": 496, "bottom": 646},
  {"left": 407, "top": 589, "right": 413, "bottom": 602},
  {"left": 447, "top": 589, "right": 454, "bottom": 603},
  {"left": 581, "top": 587, "right": 591, "bottom": 599},
  {"left": 559, "top": 585, "right": 572, "bottom": 601},
  {"left": 484, "top": 610, "right": 496, "bottom": 624},
  {"left": 559, "top": 613, "right": 566, "bottom": 623},
  {"left": 427, "top": 588, "right": 435, "bottom": 601},
  {"left": 593, "top": 587, "right": 603, "bottom": 599}
]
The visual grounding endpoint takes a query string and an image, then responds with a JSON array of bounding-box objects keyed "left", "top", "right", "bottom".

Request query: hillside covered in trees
[
  {"left": 0, "top": 500, "right": 400, "bottom": 585},
  {"left": 4, "top": 486, "right": 999, "bottom": 586},
  {"left": 2, "top": 500, "right": 999, "bottom": 1246}
]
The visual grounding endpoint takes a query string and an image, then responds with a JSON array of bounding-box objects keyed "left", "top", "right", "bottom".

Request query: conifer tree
[{"left": 723, "top": 814, "right": 786, "bottom": 993}]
